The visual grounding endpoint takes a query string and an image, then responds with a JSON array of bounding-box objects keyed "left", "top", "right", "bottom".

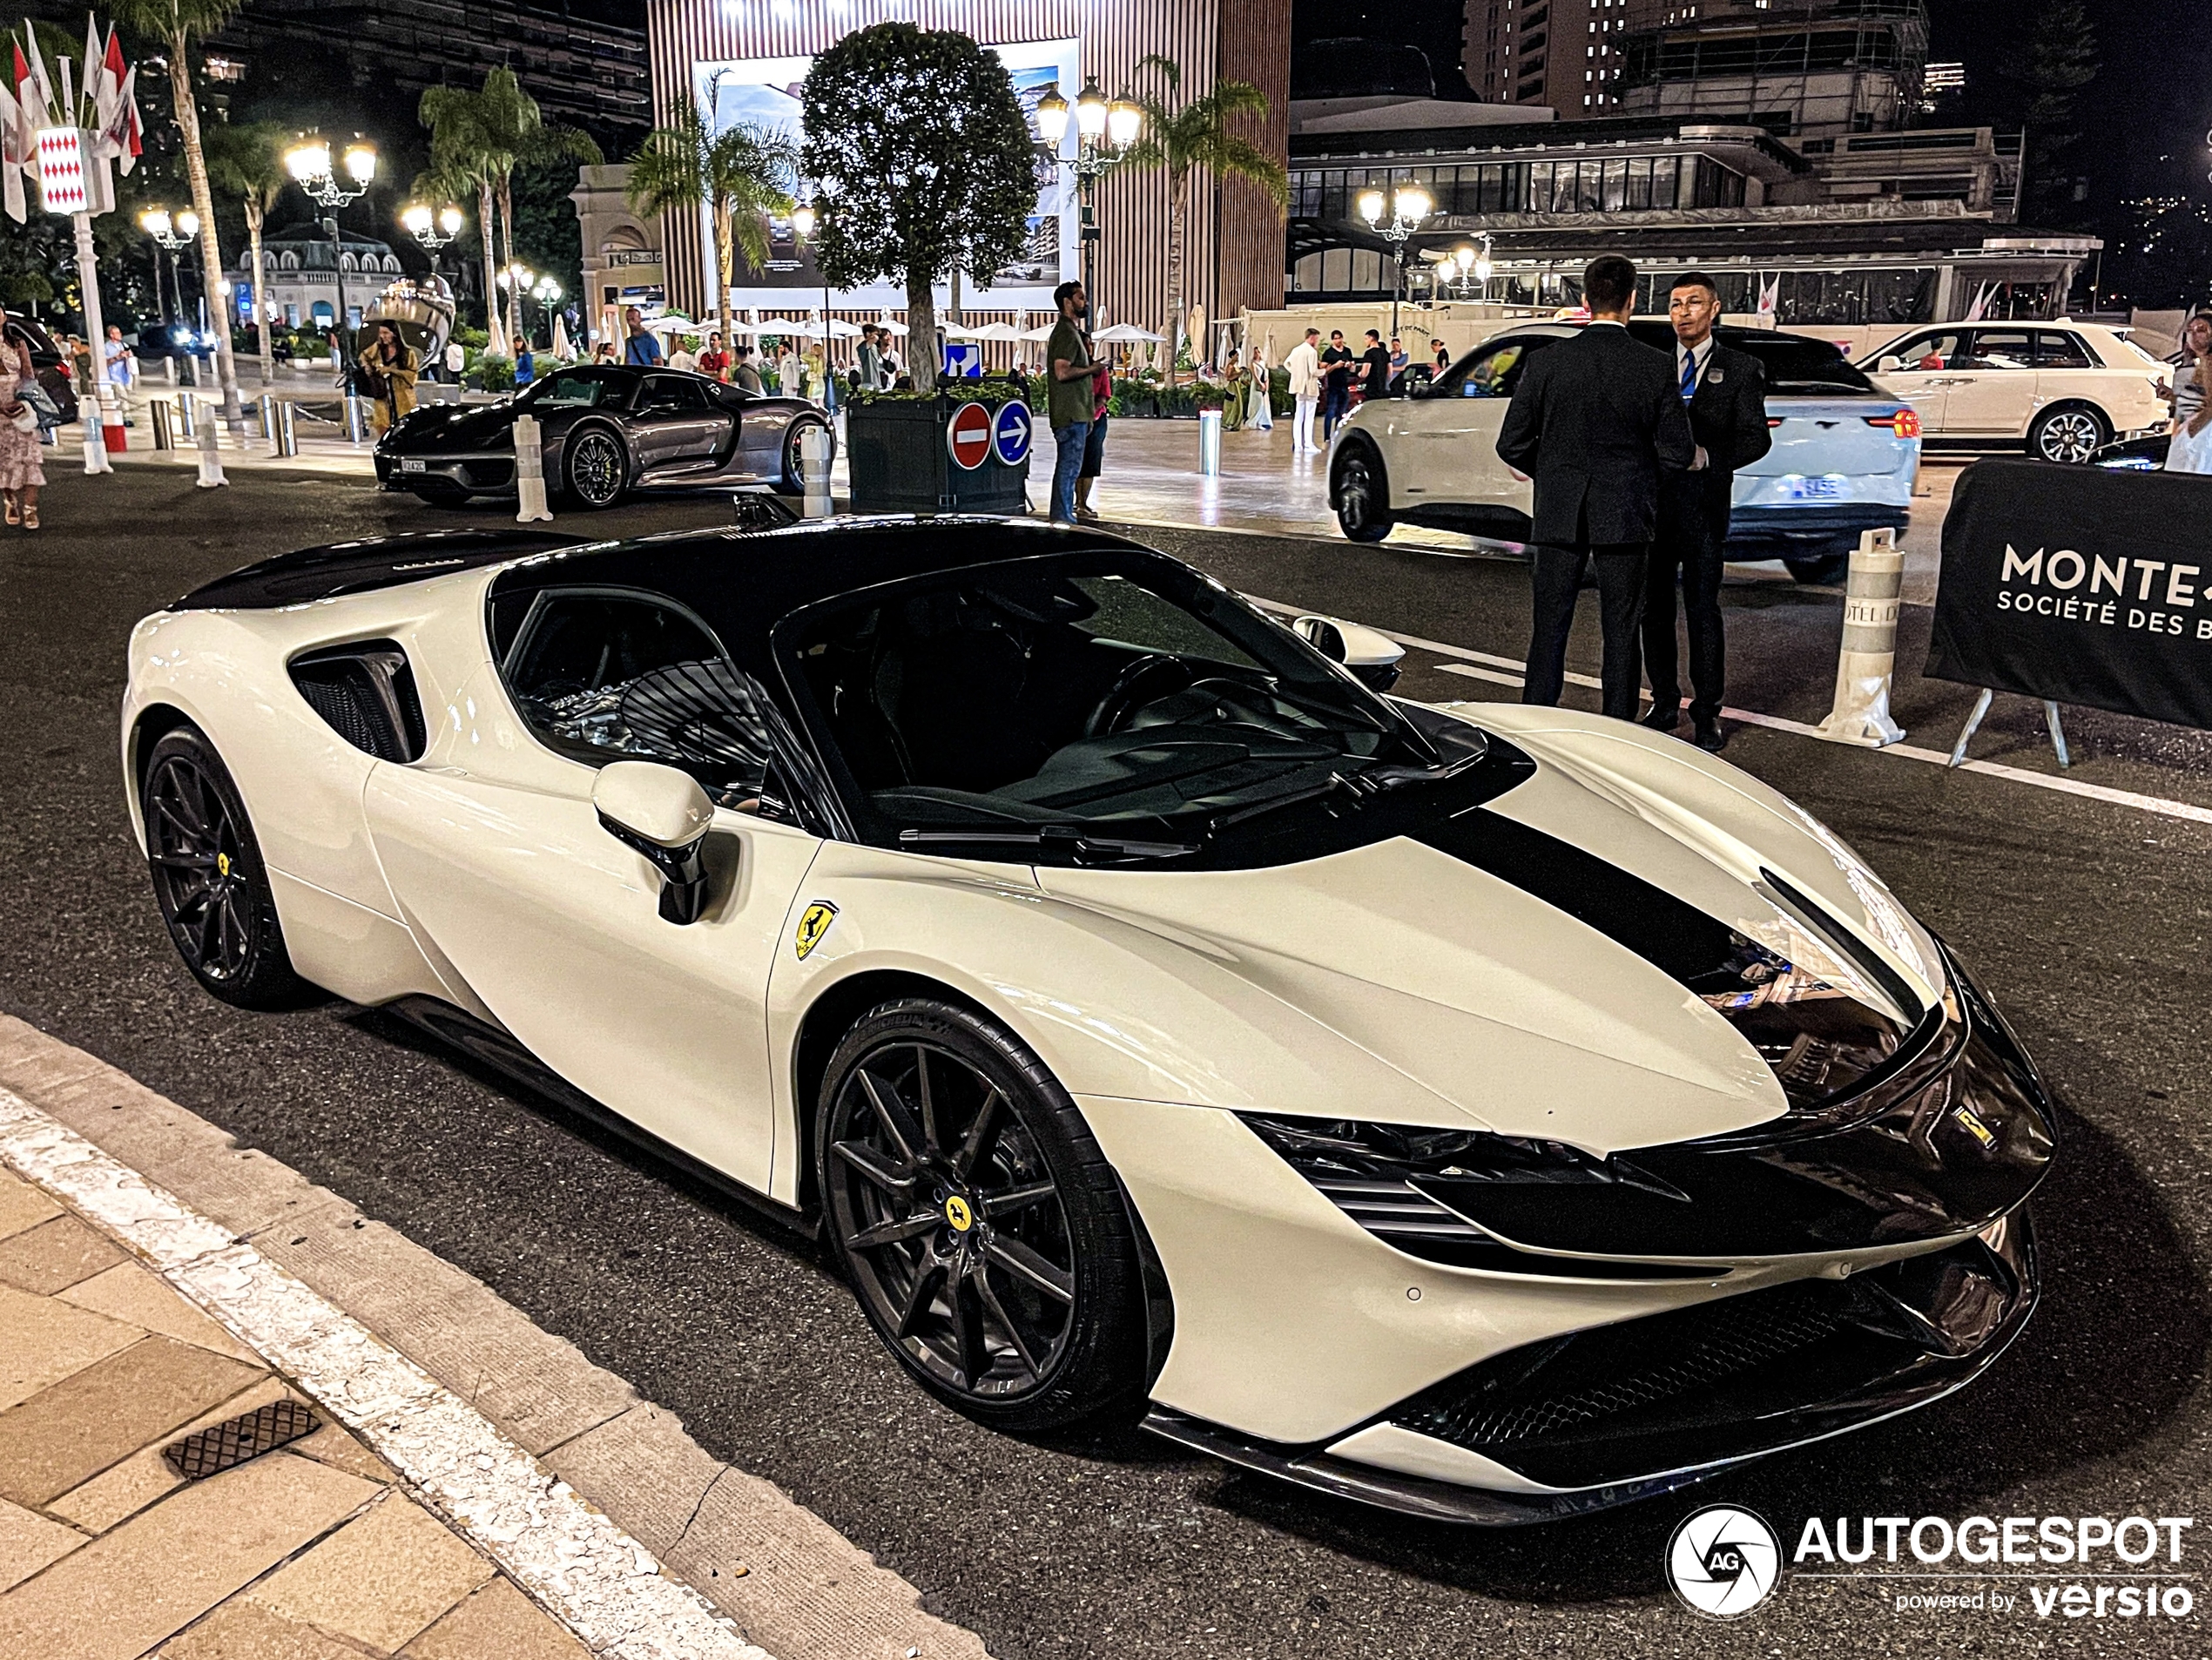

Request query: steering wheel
[{"left": 1084, "top": 653, "right": 1198, "bottom": 738}]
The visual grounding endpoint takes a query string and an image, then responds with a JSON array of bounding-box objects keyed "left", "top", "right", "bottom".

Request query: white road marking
[
  {"left": 1245, "top": 597, "right": 2212, "bottom": 829},
  {"left": 0, "top": 1085, "right": 770, "bottom": 1660}
]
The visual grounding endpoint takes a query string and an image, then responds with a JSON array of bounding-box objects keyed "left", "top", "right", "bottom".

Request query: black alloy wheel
[
  {"left": 818, "top": 999, "right": 1148, "bottom": 1431},
  {"left": 563, "top": 425, "right": 627, "bottom": 509},
  {"left": 141, "top": 726, "right": 307, "bottom": 1009},
  {"left": 1335, "top": 447, "right": 1392, "bottom": 543}
]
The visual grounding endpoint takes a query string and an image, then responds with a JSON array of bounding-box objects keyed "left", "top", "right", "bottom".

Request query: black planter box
[{"left": 846, "top": 396, "right": 1032, "bottom": 514}]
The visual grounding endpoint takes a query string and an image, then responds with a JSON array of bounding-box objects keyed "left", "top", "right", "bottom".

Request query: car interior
[{"left": 784, "top": 566, "right": 1397, "bottom": 834}]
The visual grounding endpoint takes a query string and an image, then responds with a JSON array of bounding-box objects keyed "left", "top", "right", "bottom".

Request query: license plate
[
  {"left": 400, "top": 458, "right": 426, "bottom": 474},
  {"left": 1784, "top": 476, "right": 1844, "bottom": 500}
]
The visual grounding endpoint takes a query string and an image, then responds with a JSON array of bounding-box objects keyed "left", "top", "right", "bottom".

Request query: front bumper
[
  {"left": 1148, "top": 1210, "right": 2035, "bottom": 1523},
  {"left": 1103, "top": 945, "right": 2053, "bottom": 1522},
  {"left": 1726, "top": 502, "right": 1911, "bottom": 541}
]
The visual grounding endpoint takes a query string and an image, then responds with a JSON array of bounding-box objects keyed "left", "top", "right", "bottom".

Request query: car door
[
  {"left": 1402, "top": 335, "right": 1554, "bottom": 519},
  {"left": 1936, "top": 328, "right": 2040, "bottom": 437},
  {"left": 1864, "top": 329, "right": 1962, "bottom": 435},
  {"left": 631, "top": 375, "right": 727, "bottom": 475},
  {"left": 362, "top": 585, "right": 821, "bottom": 1191}
]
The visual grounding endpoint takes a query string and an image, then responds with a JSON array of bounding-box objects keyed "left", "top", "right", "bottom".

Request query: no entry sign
[
  {"left": 946, "top": 402, "right": 994, "bottom": 470},
  {"left": 993, "top": 400, "right": 1034, "bottom": 468}
]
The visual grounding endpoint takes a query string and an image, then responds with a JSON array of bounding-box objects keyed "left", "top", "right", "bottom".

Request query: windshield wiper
[{"left": 897, "top": 825, "right": 1201, "bottom": 860}]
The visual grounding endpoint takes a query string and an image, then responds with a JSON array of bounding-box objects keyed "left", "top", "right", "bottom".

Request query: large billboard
[{"left": 693, "top": 37, "right": 1080, "bottom": 311}]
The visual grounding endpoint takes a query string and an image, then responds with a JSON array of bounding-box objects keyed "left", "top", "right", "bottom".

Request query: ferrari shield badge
[
  {"left": 1952, "top": 1104, "right": 1997, "bottom": 1149},
  {"left": 793, "top": 901, "right": 838, "bottom": 961}
]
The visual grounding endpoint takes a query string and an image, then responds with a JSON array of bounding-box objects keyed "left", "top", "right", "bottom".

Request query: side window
[
  {"left": 639, "top": 375, "right": 706, "bottom": 412},
  {"left": 2033, "top": 331, "right": 2095, "bottom": 369},
  {"left": 1890, "top": 332, "right": 1963, "bottom": 371},
  {"left": 501, "top": 590, "right": 776, "bottom": 803},
  {"left": 1432, "top": 336, "right": 1554, "bottom": 399},
  {"left": 1960, "top": 331, "right": 2035, "bottom": 371}
]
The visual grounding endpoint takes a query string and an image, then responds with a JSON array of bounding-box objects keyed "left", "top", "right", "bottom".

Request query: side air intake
[{"left": 288, "top": 640, "right": 428, "bottom": 763}]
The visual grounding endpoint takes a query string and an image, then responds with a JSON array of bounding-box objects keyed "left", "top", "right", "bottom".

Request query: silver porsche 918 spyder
[
  {"left": 121, "top": 516, "right": 2053, "bottom": 1523},
  {"left": 373, "top": 365, "right": 832, "bottom": 509}
]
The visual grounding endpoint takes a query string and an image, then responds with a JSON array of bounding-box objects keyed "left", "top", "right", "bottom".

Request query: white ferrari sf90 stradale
[{"left": 122, "top": 516, "right": 2054, "bottom": 1523}]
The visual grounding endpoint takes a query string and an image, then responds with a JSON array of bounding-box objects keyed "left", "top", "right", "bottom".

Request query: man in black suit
[
  {"left": 1642, "top": 271, "right": 1772, "bottom": 752},
  {"left": 1497, "top": 256, "right": 1696, "bottom": 721}
]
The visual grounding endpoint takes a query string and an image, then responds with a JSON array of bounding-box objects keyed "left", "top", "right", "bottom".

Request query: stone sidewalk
[{"left": 0, "top": 1164, "right": 590, "bottom": 1660}]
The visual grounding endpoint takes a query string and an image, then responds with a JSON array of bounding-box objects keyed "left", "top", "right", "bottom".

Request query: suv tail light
[{"left": 1866, "top": 409, "right": 1923, "bottom": 440}]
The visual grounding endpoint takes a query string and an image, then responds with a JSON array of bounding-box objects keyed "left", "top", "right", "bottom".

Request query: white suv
[{"left": 1859, "top": 321, "right": 2171, "bottom": 463}]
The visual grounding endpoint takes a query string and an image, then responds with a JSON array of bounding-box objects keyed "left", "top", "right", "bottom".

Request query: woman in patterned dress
[{"left": 0, "top": 315, "right": 45, "bottom": 530}]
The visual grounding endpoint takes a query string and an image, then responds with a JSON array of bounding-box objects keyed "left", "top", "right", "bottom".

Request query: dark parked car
[
  {"left": 2092, "top": 432, "right": 2172, "bottom": 471},
  {"left": 373, "top": 363, "right": 833, "bottom": 509},
  {"left": 9, "top": 316, "right": 79, "bottom": 427}
]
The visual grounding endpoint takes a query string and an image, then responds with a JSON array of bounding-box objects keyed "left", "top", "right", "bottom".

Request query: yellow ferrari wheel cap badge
[
  {"left": 793, "top": 901, "right": 838, "bottom": 961},
  {"left": 944, "top": 1195, "right": 974, "bottom": 1232},
  {"left": 216, "top": 853, "right": 231, "bottom": 877}
]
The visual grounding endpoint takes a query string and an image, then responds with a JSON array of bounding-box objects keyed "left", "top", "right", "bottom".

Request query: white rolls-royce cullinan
[{"left": 122, "top": 516, "right": 2053, "bottom": 1523}]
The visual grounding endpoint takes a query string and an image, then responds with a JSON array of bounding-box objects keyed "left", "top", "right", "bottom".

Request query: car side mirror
[
  {"left": 593, "top": 760, "right": 717, "bottom": 924},
  {"left": 1876, "top": 355, "right": 1903, "bottom": 375},
  {"left": 1293, "top": 614, "right": 1406, "bottom": 693}
]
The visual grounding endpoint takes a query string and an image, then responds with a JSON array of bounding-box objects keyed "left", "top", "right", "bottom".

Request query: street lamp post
[
  {"left": 1359, "top": 181, "right": 1433, "bottom": 340},
  {"left": 287, "top": 137, "right": 378, "bottom": 376},
  {"left": 1035, "top": 79, "right": 1143, "bottom": 325},
  {"left": 401, "top": 202, "right": 462, "bottom": 271},
  {"left": 139, "top": 206, "right": 198, "bottom": 329}
]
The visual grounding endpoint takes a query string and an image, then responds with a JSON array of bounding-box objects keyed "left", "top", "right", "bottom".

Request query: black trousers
[
  {"left": 1523, "top": 543, "right": 1649, "bottom": 722},
  {"left": 1643, "top": 476, "right": 1730, "bottom": 723}
]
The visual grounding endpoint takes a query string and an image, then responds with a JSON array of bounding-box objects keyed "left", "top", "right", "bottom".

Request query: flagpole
[{"left": 71, "top": 207, "right": 114, "bottom": 474}]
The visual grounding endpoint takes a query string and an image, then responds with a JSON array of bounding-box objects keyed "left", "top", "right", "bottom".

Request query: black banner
[{"left": 1925, "top": 458, "right": 2212, "bottom": 731}]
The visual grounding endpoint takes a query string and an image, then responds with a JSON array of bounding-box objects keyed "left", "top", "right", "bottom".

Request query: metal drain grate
[{"left": 163, "top": 1399, "right": 320, "bottom": 1480}]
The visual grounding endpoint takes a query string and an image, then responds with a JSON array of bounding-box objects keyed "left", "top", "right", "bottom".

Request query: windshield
[
  {"left": 521, "top": 370, "right": 624, "bottom": 409},
  {"left": 777, "top": 551, "right": 1478, "bottom": 865}
]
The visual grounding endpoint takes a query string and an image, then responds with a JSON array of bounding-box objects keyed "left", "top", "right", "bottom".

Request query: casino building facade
[{"left": 635, "top": 0, "right": 1292, "bottom": 340}]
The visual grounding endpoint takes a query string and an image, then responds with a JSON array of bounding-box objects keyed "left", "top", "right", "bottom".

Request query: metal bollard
[
  {"left": 194, "top": 396, "right": 227, "bottom": 489},
  {"left": 258, "top": 393, "right": 278, "bottom": 447},
  {"left": 1813, "top": 527, "right": 1905, "bottom": 747},
  {"left": 1197, "top": 407, "right": 1222, "bottom": 476},
  {"left": 176, "top": 394, "right": 196, "bottom": 440},
  {"left": 149, "top": 399, "right": 174, "bottom": 450},
  {"left": 343, "top": 395, "right": 369, "bottom": 444},
  {"left": 799, "top": 422, "right": 833, "bottom": 518},
  {"left": 273, "top": 398, "right": 298, "bottom": 457},
  {"left": 513, "top": 412, "right": 553, "bottom": 523}
]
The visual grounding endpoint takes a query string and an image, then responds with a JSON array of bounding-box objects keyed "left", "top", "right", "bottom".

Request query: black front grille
[
  {"left": 1385, "top": 1230, "right": 2033, "bottom": 1489},
  {"left": 1400, "top": 1280, "right": 1851, "bottom": 1449}
]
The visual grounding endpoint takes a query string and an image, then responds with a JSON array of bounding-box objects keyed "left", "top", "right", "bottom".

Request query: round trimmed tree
[{"left": 801, "top": 24, "right": 1036, "bottom": 394}]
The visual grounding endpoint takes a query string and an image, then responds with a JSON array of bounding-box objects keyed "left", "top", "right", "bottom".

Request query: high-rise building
[
  {"left": 1617, "top": 0, "right": 1930, "bottom": 138},
  {"left": 1463, "top": 0, "right": 1672, "bottom": 115}
]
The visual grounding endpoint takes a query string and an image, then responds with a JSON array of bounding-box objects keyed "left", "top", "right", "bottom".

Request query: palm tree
[
  {"left": 626, "top": 98, "right": 797, "bottom": 354},
  {"left": 419, "top": 81, "right": 507, "bottom": 355},
  {"left": 114, "top": 0, "right": 251, "bottom": 428},
  {"left": 1120, "top": 56, "right": 1288, "bottom": 378},
  {"left": 203, "top": 120, "right": 287, "bottom": 386}
]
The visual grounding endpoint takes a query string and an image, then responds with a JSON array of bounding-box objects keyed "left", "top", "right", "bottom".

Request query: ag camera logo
[{"left": 1668, "top": 1504, "right": 1783, "bottom": 1619}]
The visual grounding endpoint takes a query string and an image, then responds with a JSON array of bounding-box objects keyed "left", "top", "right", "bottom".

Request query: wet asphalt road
[{"left": 3, "top": 466, "right": 2211, "bottom": 1657}]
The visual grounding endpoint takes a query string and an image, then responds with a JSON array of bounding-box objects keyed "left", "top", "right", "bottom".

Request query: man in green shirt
[{"left": 1045, "top": 280, "right": 1094, "bottom": 523}]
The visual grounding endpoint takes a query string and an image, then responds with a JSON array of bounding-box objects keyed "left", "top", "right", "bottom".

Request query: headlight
[{"left": 1689, "top": 931, "right": 1919, "bottom": 1117}]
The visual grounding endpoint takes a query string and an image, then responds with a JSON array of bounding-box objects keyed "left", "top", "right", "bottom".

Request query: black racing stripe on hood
[{"left": 1413, "top": 808, "right": 1742, "bottom": 989}]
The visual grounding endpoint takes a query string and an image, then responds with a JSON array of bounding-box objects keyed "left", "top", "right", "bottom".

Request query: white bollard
[
  {"left": 1197, "top": 407, "right": 1222, "bottom": 476},
  {"left": 799, "top": 422, "right": 833, "bottom": 518},
  {"left": 79, "top": 400, "right": 111, "bottom": 475},
  {"left": 1814, "top": 527, "right": 1905, "bottom": 747},
  {"left": 193, "top": 396, "right": 227, "bottom": 489},
  {"left": 513, "top": 413, "right": 553, "bottom": 523}
]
